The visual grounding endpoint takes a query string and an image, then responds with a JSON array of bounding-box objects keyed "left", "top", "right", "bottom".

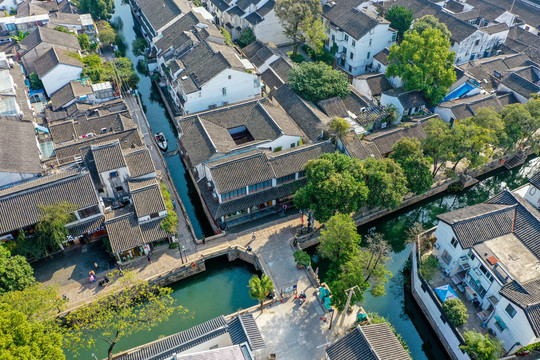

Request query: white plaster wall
[
  {"left": 41, "top": 65, "right": 83, "bottom": 96},
  {"left": 0, "top": 171, "right": 39, "bottom": 188},
  {"left": 99, "top": 166, "right": 130, "bottom": 198},
  {"left": 380, "top": 93, "right": 404, "bottom": 120},
  {"left": 138, "top": 209, "right": 168, "bottom": 224},
  {"left": 256, "top": 54, "right": 279, "bottom": 74},
  {"left": 183, "top": 68, "right": 260, "bottom": 114},
  {"left": 0, "top": 0, "right": 17, "bottom": 10},
  {"left": 252, "top": 10, "right": 289, "bottom": 46},
  {"left": 351, "top": 78, "right": 373, "bottom": 101},
  {"left": 515, "top": 184, "right": 540, "bottom": 208},
  {"left": 495, "top": 12, "right": 516, "bottom": 27},
  {"left": 257, "top": 135, "right": 301, "bottom": 152},
  {"left": 434, "top": 106, "right": 456, "bottom": 123},
  {"left": 434, "top": 222, "right": 467, "bottom": 273},
  {"left": 453, "top": 30, "right": 508, "bottom": 65},
  {"left": 488, "top": 297, "right": 539, "bottom": 353},
  {"left": 497, "top": 84, "right": 531, "bottom": 103}
]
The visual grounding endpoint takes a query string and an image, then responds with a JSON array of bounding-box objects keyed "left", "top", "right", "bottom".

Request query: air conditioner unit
[{"left": 104, "top": 206, "right": 112, "bottom": 213}]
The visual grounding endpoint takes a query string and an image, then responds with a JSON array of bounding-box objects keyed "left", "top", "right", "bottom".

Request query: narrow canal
[
  {"left": 112, "top": 0, "right": 213, "bottom": 238},
  {"left": 309, "top": 156, "right": 540, "bottom": 360}
]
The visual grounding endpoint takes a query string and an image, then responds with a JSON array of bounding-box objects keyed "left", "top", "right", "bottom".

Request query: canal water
[
  {"left": 308, "top": 156, "right": 539, "bottom": 360},
  {"left": 65, "top": 256, "right": 259, "bottom": 359},
  {"left": 112, "top": 0, "right": 213, "bottom": 238}
]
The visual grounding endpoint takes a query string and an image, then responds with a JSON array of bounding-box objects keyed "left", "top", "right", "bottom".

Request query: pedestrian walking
[
  {"left": 201, "top": 236, "right": 205, "bottom": 245},
  {"left": 89, "top": 270, "right": 95, "bottom": 277},
  {"left": 147, "top": 254, "right": 152, "bottom": 263},
  {"left": 94, "top": 262, "right": 99, "bottom": 270},
  {"left": 252, "top": 232, "right": 256, "bottom": 241}
]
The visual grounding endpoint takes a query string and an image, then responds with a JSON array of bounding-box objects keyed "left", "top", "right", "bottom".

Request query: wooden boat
[{"left": 155, "top": 132, "right": 168, "bottom": 152}]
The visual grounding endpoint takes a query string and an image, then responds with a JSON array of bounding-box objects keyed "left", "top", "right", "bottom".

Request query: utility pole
[{"left": 337, "top": 286, "right": 361, "bottom": 329}]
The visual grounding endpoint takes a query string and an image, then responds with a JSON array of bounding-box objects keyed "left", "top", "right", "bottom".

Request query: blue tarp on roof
[{"left": 434, "top": 284, "right": 458, "bottom": 303}]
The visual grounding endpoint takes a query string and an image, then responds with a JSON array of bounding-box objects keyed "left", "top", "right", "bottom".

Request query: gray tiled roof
[
  {"left": 91, "top": 140, "right": 127, "bottom": 173},
  {"left": 326, "top": 323, "right": 410, "bottom": 360},
  {"left": 482, "top": 0, "right": 540, "bottom": 29},
  {"left": 356, "top": 73, "right": 392, "bottom": 97},
  {"left": 124, "top": 147, "right": 156, "bottom": 178},
  {"left": 437, "top": 94, "right": 504, "bottom": 120},
  {"left": 323, "top": 0, "right": 388, "bottom": 40},
  {"left": 0, "top": 118, "right": 41, "bottom": 174},
  {"left": 134, "top": 0, "right": 189, "bottom": 32},
  {"left": 383, "top": 88, "right": 426, "bottom": 109},
  {"left": 153, "top": 12, "right": 204, "bottom": 53},
  {"left": 18, "top": 26, "right": 80, "bottom": 56},
  {"left": 140, "top": 219, "right": 169, "bottom": 243},
  {"left": 104, "top": 213, "right": 145, "bottom": 253},
  {"left": 50, "top": 81, "right": 93, "bottom": 111},
  {"left": 501, "top": 72, "right": 540, "bottom": 98},
  {"left": 373, "top": 47, "right": 390, "bottom": 66},
  {"left": 530, "top": 172, "right": 540, "bottom": 189},
  {"left": 0, "top": 171, "right": 99, "bottom": 234},
  {"left": 270, "top": 85, "right": 330, "bottom": 141},
  {"left": 269, "top": 141, "right": 335, "bottom": 178},
  {"left": 130, "top": 179, "right": 167, "bottom": 218},
  {"left": 318, "top": 97, "right": 349, "bottom": 118},
  {"left": 445, "top": 0, "right": 464, "bottom": 13},
  {"left": 34, "top": 47, "right": 83, "bottom": 78}
]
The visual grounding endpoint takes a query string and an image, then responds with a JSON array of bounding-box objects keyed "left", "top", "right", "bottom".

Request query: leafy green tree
[
  {"left": 77, "top": 33, "right": 92, "bottom": 50},
  {"left": 460, "top": 331, "right": 503, "bottom": 360},
  {"left": 220, "top": 27, "right": 233, "bottom": 46},
  {"left": 28, "top": 72, "right": 43, "bottom": 90},
  {"left": 79, "top": 0, "right": 114, "bottom": 20},
  {"left": 132, "top": 37, "right": 147, "bottom": 55},
  {"left": 390, "top": 137, "right": 433, "bottom": 194},
  {"left": 385, "top": 6, "right": 413, "bottom": 42},
  {"left": 294, "top": 152, "right": 368, "bottom": 222},
  {"left": 422, "top": 118, "right": 454, "bottom": 176},
  {"left": 500, "top": 99, "right": 540, "bottom": 154},
  {"left": 248, "top": 274, "right": 273, "bottom": 311},
  {"left": 160, "top": 182, "right": 178, "bottom": 235},
  {"left": 53, "top": 25, "right": 71, "bottom": 34},
  {"left": 64, "top": 271, "right": 182, "bottom": 360},
  {"left": 412, "top": 15, "right": 451, "bottom": 40},
  {"left": 97, "top": 20, "right": 116, "bottom": 45},
  {"left": 364, "top": 158, "right": 408, "bottom": 209},
  {"left": 442, "top": 298, "right": 468, "bottom": 326},
  {"left": 237, "top": 27, "right": 256, "bottom": 48},
  {"left": 301, "top": 16, "right": 327, "bottom": 53},
  {"left": 329, "top": 117, "right": 350, "bottom": 142},
  {"left": 469, "top": 108, "right": 505, "bottom": 146},
  {"left": 450, "top": 119, "right": 494, "bottom": 170},
  {"left": 318, "top": 213, "right": 360, "bottom": 264},
  {"left": 288, "top": 62, "right": 350, "bottom": 103},
  {"left": 109, "top": 57, "right": 139, "bottom": 88},
  {"left": 0, "top": 247, "right": 34, "bottom": 295},
  {"left": 293, "top": 250, "right": 311, "bottom": 268},
  {"left": 10, "top": 30, "right": 29, "bottom": 43},
  {"left": 32, "top": 202, "right": 77, "bottom": 258},
  {"left": 387, "top": 29, "right": 456, "bottom": 106},
  {"left": 0, "top": 303, "right": 65, "bottom": 360},
  {"left": 275, "top": 0, "right": 323, "bottom": 55}
]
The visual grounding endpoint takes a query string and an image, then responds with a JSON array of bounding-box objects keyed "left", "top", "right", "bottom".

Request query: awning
[{"left": 494, "top": 315, "right": 507, "bottom": 330}]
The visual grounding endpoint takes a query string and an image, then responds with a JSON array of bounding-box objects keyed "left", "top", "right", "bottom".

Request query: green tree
[
  {"left": 160, "top": 182, "right": 178, "bottom": 235},
  {"left": 318, "top": 213, "right": 360, "bottom": 264},
  {"left": 274, "top": 0, "right": 323, "bottom": 55},
  {"left": 248, "top": 274, "right": 273, "bottom": 311},
  {"left": 412, "top": 15, "right": 451, "bottom": 40},
  {"left": 387, "top": 29, "right": 456, "bottom": 106},
  {"left": 0, "top": 247, "right": 34, "bottom": 295},
  {"left": 301, "top": 16, "right": 327, "bottom": 53},
  {"left": 293, "top": 250, "right": 311, "bottom": 268},
  {"left": 442, "top": 298, "right": 468, "bottom": 326},
  {"left": 328, "top": 117, "right": 350, "bottom": 142},
  {"left": 53, "top": 25, "right": 71, "bottom": 34},
  {"left": 390, "top": 137, "right": 433, "bottom": 194},
  {"left": 132, "top": 37, "right": 147, "bottom": 55},
  {"left": 288, "top": 62, "right": 350, "bottom": 103},
  {"left": 108, "top": 57, "right": 139, "bottom": 88},
  {"left": 28, "top": 72, "right": 43, "bottom": 90},
  {"left": 10, "top": 30, "right": 29, "bottom": 43},
  {"left": 469, "top": 107, "right": 505, "bottom": 147},
  {"left": 385, "top": 6, "right": 413, "bottom": 42},
  {"left": 77, "top": 33, "right": 92, "bottom": 50},
  {"left": 79, "top": 0, "right": 114, "bottom": 20},
  {"left": 237, "top": 27, "right": 256, "bottom": 48},
  {"left": 97, "top": 20, "right": 116, "bottom": 45},
  {"left": 294, "top": 152, "right": 368, "bottom": 222},
  {"left": 422, "top": 118, "right": 454, "bottom": 176},
  {"left": 364, "top": 158, "right": 408, "bottom": 209},
  {"left": 32, "top": 202, "right": 77, "bottom": 259},
  {"left": 500, "top": 99, "right": 540, "bottom": 154},
  {"left": 64, "top": 271, "right": 182, "bottom": 360},
  {"left": 450, "top": 119, "right": 494, "bottom": 171},
  {"left": 0, "top": 303, "right": 65, "bottom": 360},
  {"left": 460, "top": 331, "right": 503, "bottom": 360},
  {"left": 220, "top": 27, "right": 233, "bottom": 46}
]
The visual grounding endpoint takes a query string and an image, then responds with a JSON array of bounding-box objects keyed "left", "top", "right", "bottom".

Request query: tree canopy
[
  {"left": 460, "top": 331, "right": 503, "bottom": 360},
  {"left": 364, "top": 158, "right": 408, "bottom": 209},
  {"left": 275, "top": 0, "right": 324, "bottom": 55},
  {"left": 328, "top": 117, "right": 350, "bottom": 141},
  {"left": 79, "top": 0, "right": 114, "bottom": 20},
  {"left": 64, "top": 271, "right": 182, "bottom": 360},
  {"left": 82, "top": 54, "right": 139, "bottom": 88},
  {"left": 390, "top": 137, "right": 433, "bottom": 194},
  {"left": 421, "top": 118, "right": 454, "bottom": 176},
  {"left": 385, "top": 6, "right": 413, "bottom": 42},
  {"left": 97, "top": 20, "right": 116, "bottom": 45},
  {"left": 500, "top": 98, "right": 540, "bottom": 154},
  {"left": 28, "top": 72, "right": 43, "bottom": 90},
  {"left": 294, "top": 152, "right": 369, "bottom": 222},
  {"left": 160, "top": 182, "right": 178, "bottom": 235},
  {"left": 288, "top": 62, "right": 350, "bottom": 103},
  {"left": 237, "top": 27, "right": 256, "bottom": 48},
  {"left": 412, "top": 15, "right": 451, "bottom": 40},
  {"left": 0, "top": 247, "right": 35, "bottom": 295},
  {"left": 248, "top": 274, "right": 274, "bottom": 311},
  {"left": 318, "top": 213, "right": 361, "bottom": 264},
  {"left": 442, "top": 298, "right": 468, "bottom": 326},
  {"left": 387, "top": 29, "right": 456, "bottom": 106}
]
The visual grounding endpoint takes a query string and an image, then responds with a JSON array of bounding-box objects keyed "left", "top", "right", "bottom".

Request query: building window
[
  {"left": 392, "top": 33, "right": 397, "bottom": 41},
  {"left": 298, "top": 170, "right": 306, "bottom": 178},
  {"left": 221, "top": 187, "right": 247, "bottom": 201},
  {"left": 350, "top": 52, "right": 354, "bottom": 59},
  {"left": 352, "top": 40, "right": 355, "bottom": 47},
  {"left": 78, "top": 205, "right": 100, "bottom": 219},
  {"left": 349, "top": 65, "right": 352, "bottom": 72},
  {"left": 342, "top": 47, "right": 347, "bottom": 56},
  {"left": 474, "top": 39, "right": 480, "bottom": 46},
  {"left": 369, "top": 38, "right": 372, "bottom": 46},
  {"left": 110, "top": 171, "right": 118, "bottom": 178},
  {"left": 494, "top": 316, "right": 507, "bottom": 332},
  {"left": 468, "top": 250, "right": 475, "bottom": 261},
  {"left": 505, "top": 304, "right": 517, "bottom": 318},
  {"left": 450, "top": 238, "right": 458, "bottom": 248},
  {"left": 367, "top": 52, "right": 370, "bottom": 59},
  {"left": 441, "top": 249, "right": 452, "bottom": 265},
  {"left": 290, "top": 143, "right": 296, "bottom": 148},
  {"left": 222, "top": 87, "right": 227, "bottom": 96},
  {"left": 150, "top": 212, "right": 160, "bottom": 219},
  {"left": 479, "top": 264, "right": 494, "bottom": 283},
  {"left": 331, "top": 34, "right": 335, "bottom": 42},
  {"left": 277, "top": 174, "right": 296, "bottom": 184},
  {"left": 249, "top": 180, "right": 272, "bottom": 192},
  {"left": 115, "top": 186, "right": 124, "bottom": 192},
  {"left": 344, "top": 34, "right": 349, "bottom": 41},
  {"left": 228, "top": 75, "right": 232, "bottom": 79}
]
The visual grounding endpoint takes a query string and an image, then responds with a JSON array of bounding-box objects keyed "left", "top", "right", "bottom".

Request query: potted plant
[{"left": 294, "top": 250, "right": 311, "bottom": 269}]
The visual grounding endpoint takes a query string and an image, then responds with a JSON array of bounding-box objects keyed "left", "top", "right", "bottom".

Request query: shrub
[
  {"left": 420, "top": 254, "right": 439, "bottom": 281},
  {"left": 443, "top": 298, "right": 469, "bottom": 326},
  {"left": 169, "top": 242, "right": 179, "bottom": 249},
  {"left": 273, "top": 146, "right": 282, "bottom": 152},
  {"left": 302, "top": 45, "right": 334, "bottom": 65},
  {"left": 286, "top": 51, "right": 305, "bottom": 63},
  {"left": 293, "top": 250, "right": 311, "bottom": 268}
]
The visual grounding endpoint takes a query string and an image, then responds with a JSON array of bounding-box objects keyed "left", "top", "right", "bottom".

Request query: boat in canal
[{"left": 154, "top": 132, "right": 168, "bottom": 152}]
